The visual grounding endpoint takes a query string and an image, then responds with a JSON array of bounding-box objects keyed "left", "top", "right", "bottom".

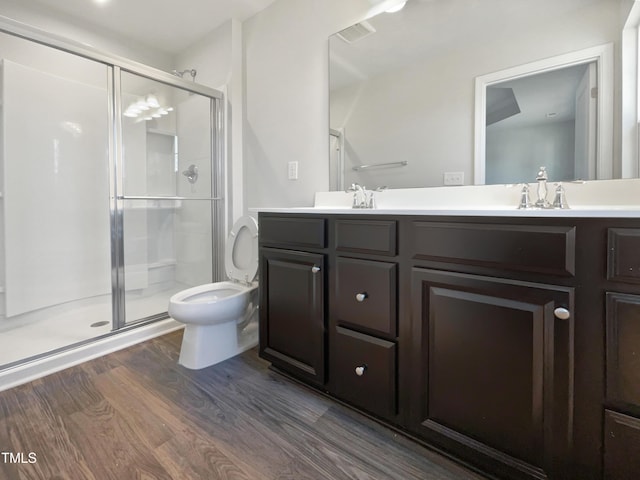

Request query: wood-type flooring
[{"left": 0, "top": 331, "right": 487, "bottom": 480}]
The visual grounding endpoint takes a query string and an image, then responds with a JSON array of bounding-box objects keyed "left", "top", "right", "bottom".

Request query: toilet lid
[{"left": 225, "top": 215, "right": 259, "bottom": 283}]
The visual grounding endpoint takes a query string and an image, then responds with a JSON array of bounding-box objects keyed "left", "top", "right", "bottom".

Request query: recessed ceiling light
[{"left": 94, "top": 0, "right": 111, "bottom": 5}]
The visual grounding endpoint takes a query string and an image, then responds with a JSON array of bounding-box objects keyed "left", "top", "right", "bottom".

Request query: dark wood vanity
[{"left": 258, "top": 211, "right": 640, "bottom": 480}]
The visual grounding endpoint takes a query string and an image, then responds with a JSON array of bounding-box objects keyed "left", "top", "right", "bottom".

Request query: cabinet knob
[
  {"left": 355, "top": 292, "right": 368, "bottom": 302},
  {"left": 311, "top": 266, "right": 321, "bottom": 273},
  {"left": 554, "top": 307, "right": 570, "bottom": 320},
  {"left": 355, "top": 365, "right": 367, "bottom": 376}
]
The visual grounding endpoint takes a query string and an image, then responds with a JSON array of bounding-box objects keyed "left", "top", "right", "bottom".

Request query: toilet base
[{"left": 178, "top": 319, "right": 258, "bottom": 370}]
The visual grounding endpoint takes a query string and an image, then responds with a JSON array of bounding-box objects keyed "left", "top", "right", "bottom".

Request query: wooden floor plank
[
  {"left": 0, "top": 331, "right": 487, "bottom": 480},
  {"left": 124, "top": 353, "right": 334, "bottom": 480},
  {"left": 0, "top": 384, "right": 98, "bottom": 480},
  {"left": 66, "top": 399, "right": 172, "bottom": 480},
  {"left": 95, "top": 365, "right": 254, "bottom": 480}
]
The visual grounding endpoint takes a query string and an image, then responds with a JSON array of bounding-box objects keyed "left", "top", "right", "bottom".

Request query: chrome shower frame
[{"left": 0, "top": 15, "right": 226, "bottom": 334}]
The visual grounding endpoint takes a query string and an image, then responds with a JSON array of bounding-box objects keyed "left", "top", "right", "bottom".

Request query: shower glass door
[
  {"left": 119, "top": 71, "right": 219, "bottom": 325},
  {"left": 0, "top": 31, "right": 112, "bottom": 367}
]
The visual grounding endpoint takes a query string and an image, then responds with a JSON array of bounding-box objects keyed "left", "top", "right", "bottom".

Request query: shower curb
[{"left": 0, "top": 319, "right": 184, "bottom": 392}]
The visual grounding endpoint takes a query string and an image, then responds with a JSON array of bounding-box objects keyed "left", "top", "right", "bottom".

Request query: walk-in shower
[{"left": 0, "top": 19, "right": 224, "bottom": 376}]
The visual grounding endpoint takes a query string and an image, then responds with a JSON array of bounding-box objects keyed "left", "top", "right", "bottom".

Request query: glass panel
[
  {"left": 120, "top": 72, "right": 215, "bottom": 324},
  {"left": 0, "top": 32, "right": 112, "bottom": 367},
  {"left": 120, "top": 72, "right": 213, "bottom": 199}
]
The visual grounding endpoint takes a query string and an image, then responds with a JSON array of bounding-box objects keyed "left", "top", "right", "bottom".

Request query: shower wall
[
  {"left": 175, "top": 94, "right": 214, "bottom": 287},
  {"left": 1, "top": 58, "right": 111, "bottom": 318},
  {"left": 121, "top": 109, "right": 149, "bottom": 290}
]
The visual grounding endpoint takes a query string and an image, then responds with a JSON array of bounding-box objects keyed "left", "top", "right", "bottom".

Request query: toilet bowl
[{"left": 168, "top": 215, "right": 259, "bottom": 369}]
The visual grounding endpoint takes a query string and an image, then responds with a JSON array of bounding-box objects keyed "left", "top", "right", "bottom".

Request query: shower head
[{"left": 171, "top": 69, "right": 197, "bottom": 81}]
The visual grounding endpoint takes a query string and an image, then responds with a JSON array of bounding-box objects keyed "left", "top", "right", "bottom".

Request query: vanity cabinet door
[
  {"left": 409, "top": 268, "right": 573, "bottom": 480},
  {"left": 606, "top": 292, "right": 640, "bottom": 409},
  {"left": 259, "top": 248, "right": 326, "bottom": 386},
  {"left": 604, "top": 410, "right": 640, "bottom": 479}
]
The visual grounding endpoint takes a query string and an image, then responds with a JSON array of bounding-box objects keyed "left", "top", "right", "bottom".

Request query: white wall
[
  {"left": 486, "top": 120, "right": 576, "bottom": 185},
  {"left": 174, "top": 19, "right": 244, "bottom": 228},
  {"left": 244, "top": 0, "right": 622, "bottom": 207},
  {"left": 243, "top": 0, "right": 371, "bottom": 208},
  {"left": 174, "top": 21, "right": 233, "bottom": 90}
]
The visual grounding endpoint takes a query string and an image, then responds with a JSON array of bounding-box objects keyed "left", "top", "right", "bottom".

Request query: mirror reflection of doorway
[{"left": 485, "top": 62, "right": 597, "bottom": 184}]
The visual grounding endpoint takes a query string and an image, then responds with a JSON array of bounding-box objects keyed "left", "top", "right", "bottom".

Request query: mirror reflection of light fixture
[
  {"left": 122, "top": 94, "right": 172, "bottom": 122},
  {"left": 366, "top": 0, "right": 407, "bottom": 19},
  {"left": 385, "top": 1, "right": 407, "bottom": 13},
  {"left": 145, "top": 94, "right": 160, "bottom": 108}
]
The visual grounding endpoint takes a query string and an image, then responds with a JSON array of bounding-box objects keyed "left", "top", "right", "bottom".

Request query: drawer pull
[
  {"left": 355, "top": 365, "right": 367, "bottom": 376},
  {"left": 311, "top": 266, "right": 321, "bottom": 273},
  {"left": 554, "top": 307, "right": 570, "bottom": 320},
  {"left": 355, "top": 292, "right": 368, "bottom": 302}
]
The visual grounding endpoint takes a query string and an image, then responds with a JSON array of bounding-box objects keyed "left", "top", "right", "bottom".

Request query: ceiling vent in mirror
[{"left": 336, "top": 21, "right": 376, "bottom": 44}]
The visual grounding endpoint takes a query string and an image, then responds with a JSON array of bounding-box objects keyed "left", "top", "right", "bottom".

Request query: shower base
[{"left": 0, "top": 281, "right": 190, "bottom": 369}]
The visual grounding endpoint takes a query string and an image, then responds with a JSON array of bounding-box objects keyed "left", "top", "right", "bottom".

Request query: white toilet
[{"left": 168, "top": 215, "right": 259, "bottom": 369}]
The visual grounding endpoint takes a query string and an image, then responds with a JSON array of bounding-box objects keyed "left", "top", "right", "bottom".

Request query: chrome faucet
[
  {"left": 517, "top": 184, "right": 533, "bottom": 209},
  {"left": 535, "top": 166, "right": 551, "bottom": 208},
  {"left": 347, "top": 183, "right": 367, "bottom": 208},
  {"left": 552, "top": 183, "right": 570, "bottom": 209},
  {"left": 517, "top": 167, "right": 570, "bottom": 209},
  {"left": 347, "top": 183, "right": 385, "bottom": 209}
]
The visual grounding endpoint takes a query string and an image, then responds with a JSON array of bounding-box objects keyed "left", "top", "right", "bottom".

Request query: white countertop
[
  {"left": 252, "top": 179, "right": 640, "bottom": 218},
  {"left": 253, "top": 206, "right": 640, "bottom": 218}
]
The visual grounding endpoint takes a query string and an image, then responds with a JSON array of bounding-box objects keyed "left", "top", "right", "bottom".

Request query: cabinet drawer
[
  {"left": 335, "top": 257, "right": 397, "bottom": 337},
  {"left": 411, "top": 222, "right": 576, "bottom": 276},
  {"left": 604, "top": 410, "right": 640, "bottom": 479},
  {"left": 260, "top": 216, "right": 325, "bottom": 249},
  {"left": 608, "top": 229, "right": 640, "bottom": 284},
  {"left": 335, "top": 219, "right": 396, "bottom": 255},
  {"left": 330, "top": 326, "right": 396, "bottom": 418}
]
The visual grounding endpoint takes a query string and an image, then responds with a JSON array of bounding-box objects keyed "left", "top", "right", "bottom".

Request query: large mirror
[{"left": 329, "top": 0, "right": 627, "bottom": 190}]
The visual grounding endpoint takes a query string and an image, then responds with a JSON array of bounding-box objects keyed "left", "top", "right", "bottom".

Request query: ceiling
[{"left": 12, "top": 0, "right": 277, "bottom": 55}]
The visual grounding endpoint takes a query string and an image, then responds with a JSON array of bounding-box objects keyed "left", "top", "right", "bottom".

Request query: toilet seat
[{"left": 225, "top": 215, "right": 259, "bottom": 284}]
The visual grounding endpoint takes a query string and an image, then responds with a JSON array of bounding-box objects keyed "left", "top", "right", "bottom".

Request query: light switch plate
[{"left": 288, "top": 161, "right": 299, "bottom": 180}]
